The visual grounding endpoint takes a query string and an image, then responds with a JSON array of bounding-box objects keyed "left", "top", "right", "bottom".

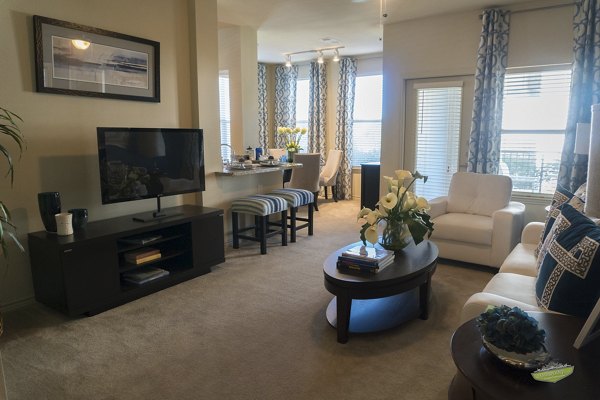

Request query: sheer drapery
[
  {"left": 335, "top": 58, "right": 357, "bottom": 200},
  {"left": 274, "top": 65, "right": 298, "bottom": 148},
  {"left": 558, "top": 0, "right": 600, "bottom": 191},
  {"left": 308, "top": 62, "right": 327, "bottom": 162},
  {"left": 467, "top": 9, "right": 511, "bottom": 174},
  {"left": 257, "top": 63, "right": 268, "bottom": 150}
]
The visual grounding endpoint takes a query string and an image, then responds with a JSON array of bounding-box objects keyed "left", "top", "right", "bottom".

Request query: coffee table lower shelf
[{"left": 325, "top": 290, "right": 420, "bottom": 333}]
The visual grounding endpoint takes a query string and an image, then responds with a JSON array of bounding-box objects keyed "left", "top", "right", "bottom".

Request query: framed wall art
[{"left": 33, "top": 15, "right": 160, "bottom": 102}]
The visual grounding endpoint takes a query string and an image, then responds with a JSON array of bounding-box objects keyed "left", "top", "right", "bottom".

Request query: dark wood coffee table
[
  {"left": 323, "top": 240, "right": 438, "bottom": 343},
  {"left": 449, "top": 312, "right": 600, "bottom": 400}
]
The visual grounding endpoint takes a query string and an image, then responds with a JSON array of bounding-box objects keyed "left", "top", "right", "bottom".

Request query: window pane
[
  {"left": 414, "top": 86, "right": 462, "bottom": 199},
  {"left": 501, "top": 69, "right": 571, "bottom": 194},
  {"left": 295, "top": 79, "right": 309, "bottom": 152},
  {"left": 352, "top": 75, "right": 382, "bottom": 166},
  {"left": 219, "top": 70, "right": 231, "bottom": 161}
]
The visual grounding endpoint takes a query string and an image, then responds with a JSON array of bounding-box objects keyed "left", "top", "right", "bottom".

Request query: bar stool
[
  {"left": 231, "top": 194, "right": 287, "bottom": 254},
  {"left": 268, "top": 188, "right": 314, "bottom": 243}
]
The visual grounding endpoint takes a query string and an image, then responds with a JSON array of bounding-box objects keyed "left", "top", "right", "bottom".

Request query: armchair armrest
[
  {"left": 521, "top": 222, "right": 545, "bottom": 245},
  {"left": 490, "top": 201, "right": 526, "bottom": 268},
  {"left": 428, "top": 196, "right": 448, "bottom": 219}
]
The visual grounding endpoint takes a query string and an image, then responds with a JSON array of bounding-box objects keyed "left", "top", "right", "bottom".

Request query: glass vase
[
  {"left": 379, "top": 218, "right": 411, "bottom": 252},
  {"left": 287, "top": 150, "right": 294, "bottom": 163}
]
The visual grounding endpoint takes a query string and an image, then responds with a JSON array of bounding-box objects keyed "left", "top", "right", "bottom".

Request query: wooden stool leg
[
  {"left": 308, "top": 203, "right": 314, "bottom": 236},
  {"left": 332, "top": 185, "right": 338, "bottom": 202},
  {"left": 254, "top": 215, "right": 260, "bottom": 238},
  {"left": 290, "top": 207, "right": 297, "bottom": 243},
  {"left": 281, "top": 210, "right": 287, "bottom": 246},
  {"left": 324, "top": 186, "right": 328, "bottom": 199},
  {"left": 313, "top": 192, "right": 319, "bottom": 211},
  {"left": 259, "top": 215, "right": 267, "bottom": 254},
  {"left": 232, "top": 211, "right": 240, "bottom": 248}
]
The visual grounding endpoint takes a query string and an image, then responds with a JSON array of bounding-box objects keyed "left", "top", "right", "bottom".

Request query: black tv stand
[
  {"left": 28, "top": 205, "right": 225, "bottom": 316},
  {"left": 132, "top": 195, "right": 183, "bottom": 222}
]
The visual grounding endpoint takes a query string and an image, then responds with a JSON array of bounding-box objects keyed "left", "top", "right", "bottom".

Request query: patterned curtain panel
[
  {"left": 335, "top": 58, "right": 357, "bottom": 200},
  {"left": 308, "top": 62, "right": 328, "bottom": 162},
  {"left": 257, "top": 63, "right": 269, "bottom": 150},
  {"left": 558, "top": 0, "right": 600, "bottom": 191},
  {"left": 467, "top": 9, "right": 511, "bottom": 174},
  {"left": 274, "top": 65, "right": 298, "bottom": 148}
]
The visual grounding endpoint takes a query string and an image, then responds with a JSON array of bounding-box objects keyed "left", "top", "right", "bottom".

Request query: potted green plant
[
  {"left": 0, "top": 107, "right": 25, "bottom": 255},
  {"left": 477, "top": 305, "right": 549, "bottom": 369}
]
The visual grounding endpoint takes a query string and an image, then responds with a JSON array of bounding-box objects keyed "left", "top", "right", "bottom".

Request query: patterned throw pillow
[
  {"left": 534, "top": 185, "right": 585, "bottom": 259},
  {"left": 535, "top": 204, "right": 600, "bottom": 318}
]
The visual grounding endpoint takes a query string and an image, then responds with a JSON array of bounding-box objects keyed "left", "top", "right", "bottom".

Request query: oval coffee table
[{"left": 323, "top": 240, "right": 438, "bottom": 343}]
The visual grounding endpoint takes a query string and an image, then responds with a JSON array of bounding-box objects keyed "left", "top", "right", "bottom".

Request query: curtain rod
[{"left": 479, "top": 2, "right": 575, "bottom": 18}]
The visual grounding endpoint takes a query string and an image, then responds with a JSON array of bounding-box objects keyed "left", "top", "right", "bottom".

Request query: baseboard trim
[{"left": 1, "top": 297, "right": 35, "bottom": 313}]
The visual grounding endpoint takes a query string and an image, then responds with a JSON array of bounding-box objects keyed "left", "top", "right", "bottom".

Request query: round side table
[{"left": 449, "top": 312, "right": 600, "bottom": 400}]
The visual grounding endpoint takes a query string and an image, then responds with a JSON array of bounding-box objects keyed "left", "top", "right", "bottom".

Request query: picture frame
[
  {"left": 573, "top": 297, "right": 600, "bottom": 349},
  {"left": 33, "top": 15, "right": 160, "bottom": 102}
]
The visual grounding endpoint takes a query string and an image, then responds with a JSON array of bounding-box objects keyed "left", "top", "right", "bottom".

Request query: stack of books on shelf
[
  {"left": 337, "top": 245, "right": 395, "bottom": 274},
  {"left": 122, "top": 267, "right": 170, "bottom": 285},
  {"left": 124, "top": 248, "right": 161, "bottom": 265}
]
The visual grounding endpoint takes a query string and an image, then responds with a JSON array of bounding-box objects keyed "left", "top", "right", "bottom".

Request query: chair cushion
[
  {"left": 269, "top": 188, "right": 314, "bottom": 208},
  {"left": 446, "top": 172, "right": 512, "bottom": 217},
  {"left": 231, "top": 195, "right": 287, "bottom": 216},
  {"left": 431, "top": 213, "right": 493, "bottom": 246},
  {"left": 535, "top": 204, "right": 600, "bottom": 318},
  {"left": 484, "top": 273, "right": 539, "bottom": 307}
]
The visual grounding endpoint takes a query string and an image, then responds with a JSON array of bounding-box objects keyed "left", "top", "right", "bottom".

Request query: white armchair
[{"left": 428, "top": 172, "right": 525, "bottom": 268}]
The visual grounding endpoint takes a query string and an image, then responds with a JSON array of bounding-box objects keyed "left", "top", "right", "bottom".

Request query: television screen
[{"left": 97, "top": 127, "right": 205, "bottom": 204}]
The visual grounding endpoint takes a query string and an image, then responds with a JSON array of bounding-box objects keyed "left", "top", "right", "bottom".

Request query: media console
[{"left": 28, "top": 205, "right": 225, "bottom": 316}]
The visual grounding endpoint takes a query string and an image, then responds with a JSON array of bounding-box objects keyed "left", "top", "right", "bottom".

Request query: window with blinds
[
  {"left": 218, "top": 70, "right": 231, "bottom": 162},
  {"left": 500, "top": 68, "right": 572, "bottom": 195},
  {"left": 295, "top": 79, "right": 309, "bottom": 151},
  {"left": 352, "top": 75, "right": 383, "bottom": 166},
  {"left": 414, "top": 85, "right": 462, "bottom": 199}
]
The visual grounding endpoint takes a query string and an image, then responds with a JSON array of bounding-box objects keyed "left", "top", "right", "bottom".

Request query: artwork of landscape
[{"left": 51, "top": 36, "right": 149, "bottom": 89}]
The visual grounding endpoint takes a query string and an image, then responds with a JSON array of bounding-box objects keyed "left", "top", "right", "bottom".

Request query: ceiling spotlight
[
  {"left": 317, "top": 51, "right": 324, "bottom": 64},
  {"left": 285, "top": 55, "right": 292, "bottom": 67},
  {"left": 333, "top": 49, "right": 340, "bottom": 62},
  {"left": 71, "top": 39, "right": 91, "bottom": 50}
]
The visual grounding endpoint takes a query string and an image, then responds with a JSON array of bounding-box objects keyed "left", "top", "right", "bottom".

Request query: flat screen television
[{"left": 97, "top": 127, "right": 204, "bottom": 221}]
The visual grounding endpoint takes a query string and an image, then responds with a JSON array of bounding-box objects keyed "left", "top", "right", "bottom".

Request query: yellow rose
[
  {"left": 416, "top": 197, "right": 430, "bottom": 211},
  {"left": 301, "top": 128, "right": 307, "bottom": 134}
]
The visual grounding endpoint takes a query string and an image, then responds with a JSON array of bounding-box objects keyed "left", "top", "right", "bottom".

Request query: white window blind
[
  {"left": 501, "top": 69, "right": 571, "bottom": 194},
  {"left": 219, "top": 70, "right": 231, "bottom": 162},
  {"left": 414, "top": 85, "right": 462, "bottom": 199},
  {"left": 352, "top": 75, "right": 383, "bottom": 166},
  {"left": 295, "top": 79, "right": 309, "bottom": 152}
]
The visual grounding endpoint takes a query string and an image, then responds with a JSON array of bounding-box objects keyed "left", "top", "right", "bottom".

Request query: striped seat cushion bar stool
[
  {"left": 231, "top": 195, "right": 287, "bottom": 254},
  {"left": 268, "top": 188, "right": 314, "bottom": 243}
]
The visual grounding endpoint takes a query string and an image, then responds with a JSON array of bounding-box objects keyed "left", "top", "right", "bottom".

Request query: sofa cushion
[
  {"left": 535, "top": 204, "right": 600, "bottom": 318},
  {"left": 431, "top": 213, "right": 492, "bottom": 245},
  {"left": 499, "top": 243, "right": 538, "bottom": 277},
  {"left": 483, "top": 273, "right": 538, "bottom": 306},
  {"left": 446, "top": 172, "right": 512, "bottom": 217},
  {"left": 535, "top": 185, "right": 585, "bottom": 258}
]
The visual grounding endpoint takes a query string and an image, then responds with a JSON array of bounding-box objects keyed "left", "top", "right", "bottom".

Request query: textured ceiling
[{"left": 217, "top": 0, "right": 539, "bottom": 63}]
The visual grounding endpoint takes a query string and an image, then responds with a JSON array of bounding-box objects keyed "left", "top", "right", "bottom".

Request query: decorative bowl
[{"left": 482, "top": 337, "right": 550, "bottom": 370}]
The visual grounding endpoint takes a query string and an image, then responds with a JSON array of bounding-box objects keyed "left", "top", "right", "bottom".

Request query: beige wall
[{"left": 382, "top": 2, "right": 573, "bottom": 224}]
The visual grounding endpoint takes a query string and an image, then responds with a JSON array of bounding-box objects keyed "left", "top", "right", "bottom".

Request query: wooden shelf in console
[{"left": 28, "top": 205, "right": 225, "bottom": 316}]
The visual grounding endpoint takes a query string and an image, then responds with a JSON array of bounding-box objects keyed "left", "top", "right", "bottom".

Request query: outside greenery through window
[
  {"left": 352, "top": 75, "right": 383, "bottom": 166},
  {"left": 500, "top": 69, "right": 571, "bottom": 195}
]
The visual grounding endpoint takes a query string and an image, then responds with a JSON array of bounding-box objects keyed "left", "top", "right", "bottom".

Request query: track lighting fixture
[{"left": 282, "top": 46, "right": 344, "bottom": 67}]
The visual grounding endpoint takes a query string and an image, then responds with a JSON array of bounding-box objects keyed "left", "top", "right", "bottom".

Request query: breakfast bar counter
[{"left": 215, "top": 162, "right": 302, "bottom": 177}]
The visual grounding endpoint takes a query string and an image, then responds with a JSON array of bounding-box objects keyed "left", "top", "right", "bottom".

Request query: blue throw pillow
[
  {"left": 536, "top": 204, "right": 600, "bottom": 318},
  {"left": 535, "top": 185, "right": 585, "bottom": 260}
]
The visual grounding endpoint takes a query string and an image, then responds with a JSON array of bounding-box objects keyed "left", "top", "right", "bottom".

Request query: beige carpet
[{"left": 0, "top": 199, "right": 492, "bottom": 400}]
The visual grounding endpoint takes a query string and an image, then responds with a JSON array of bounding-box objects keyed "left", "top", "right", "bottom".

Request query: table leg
[
  {"left": 336, "top": 295, "right": 352, "bottom": 343},
  {"left": 419, "top": 273, "right": 432, "bottom": 320}
]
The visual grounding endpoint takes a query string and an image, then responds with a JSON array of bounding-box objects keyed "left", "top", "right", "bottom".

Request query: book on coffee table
[{"left": 341, "top": 245, "right": 394, "bottom": 265}]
